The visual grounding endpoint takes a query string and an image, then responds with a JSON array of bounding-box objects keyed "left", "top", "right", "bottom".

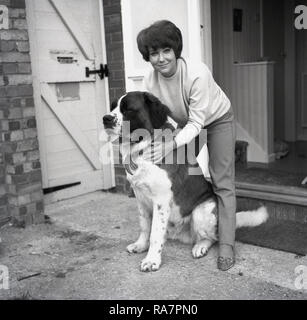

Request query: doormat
[
  {"left": 236, "top": 166, "right": 306, "bottom": 188},
  {"left": 236, "top": 220, "right": 307, "bottom": 256}
]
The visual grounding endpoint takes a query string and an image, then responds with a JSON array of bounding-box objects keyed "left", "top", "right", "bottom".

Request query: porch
[
  {"left": 235, "top": 140, "right": 307, "bottom": 230},
  {"left": 208, "top": 0, "right": 307, "bottom": 227}
]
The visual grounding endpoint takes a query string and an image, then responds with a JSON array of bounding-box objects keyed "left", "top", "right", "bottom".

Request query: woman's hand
[{"left": 142, "top": 139, "right": 177, "bottom": 164}]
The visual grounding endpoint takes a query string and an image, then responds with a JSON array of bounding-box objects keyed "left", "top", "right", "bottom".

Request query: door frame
[
  {"left": 25, "top": 0, "right": 115, "bottom": 197},
  {"left": 284, "top": 0, "right": 296, "bottom": 141},
  {"left": 199, "top": 0, "right": 213, "bottom": 71}
]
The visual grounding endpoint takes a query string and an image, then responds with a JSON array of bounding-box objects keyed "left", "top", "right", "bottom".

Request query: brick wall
[
  {"left": 103, "top": 0, "right": 126, "bottom": 104},
  {"left": 0, "top": 126, "right": 9, "bottom": 226},
  {"left": 103, "top": 0, "right": 130, "bottom": 194},
  {"left": 0, "top": 0, "right": 45, "bottom": 226}
]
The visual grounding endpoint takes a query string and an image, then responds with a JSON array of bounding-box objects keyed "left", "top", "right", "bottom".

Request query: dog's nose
[{"left": 103, "top": 114, "right": 116, "bottom": 126}]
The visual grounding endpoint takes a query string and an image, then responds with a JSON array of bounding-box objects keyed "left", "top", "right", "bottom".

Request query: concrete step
[
  {"left": 236, "top": 182, "right": 307, "bottom": 225},
  {"left": 236, "top": 181, "right": 307, "bottom": 206},
  {"left": 235, "top": 158, "right": 307, "bottom": 224}
]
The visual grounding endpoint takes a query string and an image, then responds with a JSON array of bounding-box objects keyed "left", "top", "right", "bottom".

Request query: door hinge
[{"left": 85, "top": 64, "right": 109, "bottom": 79}]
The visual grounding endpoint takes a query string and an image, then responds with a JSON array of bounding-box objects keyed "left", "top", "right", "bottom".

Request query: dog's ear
[
  {"left": 110, "top": 98, "right": 118, "bottom": 111},
  {"left": 143, "top": 92, "right": 171, "bottom": 129}
]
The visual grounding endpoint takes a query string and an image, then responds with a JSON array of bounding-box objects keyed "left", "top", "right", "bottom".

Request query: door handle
[{"left": 85, "top": 64, "right": 109, "bottom": 79}]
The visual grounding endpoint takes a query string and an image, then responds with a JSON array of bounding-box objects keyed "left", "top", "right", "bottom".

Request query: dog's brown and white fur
[{"left": 103, "top": 91, "right": 268, "bottom": 272}]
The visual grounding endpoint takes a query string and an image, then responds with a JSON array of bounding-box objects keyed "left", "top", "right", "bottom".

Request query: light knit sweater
[{"left": 142, "top": 57, "right": 231, "bottom": 148}]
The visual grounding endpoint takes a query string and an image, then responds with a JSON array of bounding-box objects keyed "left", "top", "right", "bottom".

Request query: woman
[{"left": 137, "top": 20, "right": 236, "bottom": 271}]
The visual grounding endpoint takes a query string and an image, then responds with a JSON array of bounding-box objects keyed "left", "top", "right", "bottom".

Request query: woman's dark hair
[{"left": 137, "top": 20, "right": 183, "bottom": 62}]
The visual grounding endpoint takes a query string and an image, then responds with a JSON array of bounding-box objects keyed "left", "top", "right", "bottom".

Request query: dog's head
[{"left": 103, "top": 91, "right": 171, "bottom": 143}]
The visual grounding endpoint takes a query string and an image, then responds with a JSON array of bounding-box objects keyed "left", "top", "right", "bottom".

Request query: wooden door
[
  {"left": 26, "top": 0, "right": 115, "bottom": 203},
  {"left": 296, "top": 0, "right": 307, "bottom": 141},
  {"left": 262, "top": 0, "right": 286, "bottom": 141}
]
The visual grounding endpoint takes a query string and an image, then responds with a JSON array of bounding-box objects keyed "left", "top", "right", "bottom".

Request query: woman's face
[{"left": 148, "top": 47, "right": 177, "bottom": 77}]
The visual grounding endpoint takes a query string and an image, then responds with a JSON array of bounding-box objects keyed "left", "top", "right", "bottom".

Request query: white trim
[
  {"left": 187, "top": 0, "right": 202, "bottom": 62},
  {"left": 98, "top": 0, "right": 110, "bottom": 99},
  {"left": 120, "top": 0, "right": 152, "bottom": 91},
  {"left": 199, "top": 0, "right": 213, "bottom": 71},
  {"left": 97, "top": 0, "right": 115, "bottom": 188},
  {"left": 25, "top": 0, "right": 49, "bottom": 187},
  {"left": 121, "top": 0, "right": 133, "bottom": 92}
]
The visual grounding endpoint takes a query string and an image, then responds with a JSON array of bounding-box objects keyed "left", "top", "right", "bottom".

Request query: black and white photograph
[{"left": 0, "top": 0, "right": 307, "bottom": 305}]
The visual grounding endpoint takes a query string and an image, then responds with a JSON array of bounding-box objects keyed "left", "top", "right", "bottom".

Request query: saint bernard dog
[{"left": 103, "top": 91, "right": 268, "bottom": 272}]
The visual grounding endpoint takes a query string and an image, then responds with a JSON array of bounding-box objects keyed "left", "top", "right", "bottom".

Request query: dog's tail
[{"left": 236, "top": 206, "right": 269, "bottom": 229}]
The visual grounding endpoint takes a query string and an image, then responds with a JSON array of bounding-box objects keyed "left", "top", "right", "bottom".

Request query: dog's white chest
[
  {"left": 127, "top": 162, "right": 189, "bottom": 234},
  {"left": 127, "top": 161, "right": 172, "bottom": 198}
]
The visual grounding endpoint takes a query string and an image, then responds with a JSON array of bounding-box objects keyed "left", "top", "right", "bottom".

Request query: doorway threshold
[{"left": 235, "top": 164, "right": 307, "bottom": 206}]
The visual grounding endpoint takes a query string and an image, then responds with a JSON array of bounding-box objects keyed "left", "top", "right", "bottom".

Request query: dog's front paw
[
  {"left": 127, "top": 241, "right": 149, "bottom": 254},
  {"left": 192, "top": 243, "right": 209, "bottom": 259},
  {"left": 140, "top": 255, "right": 161, "bottom": 272}
]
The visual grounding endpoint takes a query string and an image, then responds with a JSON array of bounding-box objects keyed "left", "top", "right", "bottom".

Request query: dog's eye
[{"left": 123, "top": 110, "right": 134, "bottom": 116}]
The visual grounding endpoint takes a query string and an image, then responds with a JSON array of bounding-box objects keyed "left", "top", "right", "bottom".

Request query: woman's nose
[{"left": 158, "top": 52, "right": 165, "bottom": 62}]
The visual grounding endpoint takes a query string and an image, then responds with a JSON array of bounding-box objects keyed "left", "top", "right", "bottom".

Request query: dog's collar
[
  {"left": 123, "top": 123, "right": 176, "bottom": 175},
  {"left": 124, "top": 163, "right": 133, "bottom": 175},
  {"left": 124, "top": 159, "right": 138, "bottom": 175}
]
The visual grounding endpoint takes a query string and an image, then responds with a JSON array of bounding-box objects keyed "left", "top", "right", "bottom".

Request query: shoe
[
  {"left": 274, "top": 139, "right": 289, "bottom": 160},
  {"left": 217, "top": 256, "right": 235, "bottom": 271},
  {"left": 217, "top": 244, "right": 235, "bottom": 271}
]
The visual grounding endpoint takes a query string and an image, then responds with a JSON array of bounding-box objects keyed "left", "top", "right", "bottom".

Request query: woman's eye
[{"left": 163, "top": 48, "right": 171, "bottom": 53}]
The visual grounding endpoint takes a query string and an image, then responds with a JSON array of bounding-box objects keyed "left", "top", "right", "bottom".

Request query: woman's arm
[{"left": 174, "top": 74, "right": 210, "bottom": 148}]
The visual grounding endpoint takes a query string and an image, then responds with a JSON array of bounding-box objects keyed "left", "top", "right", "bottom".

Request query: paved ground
[{"left": 0, "top": 191, "right": 307, "bottom": 300}]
